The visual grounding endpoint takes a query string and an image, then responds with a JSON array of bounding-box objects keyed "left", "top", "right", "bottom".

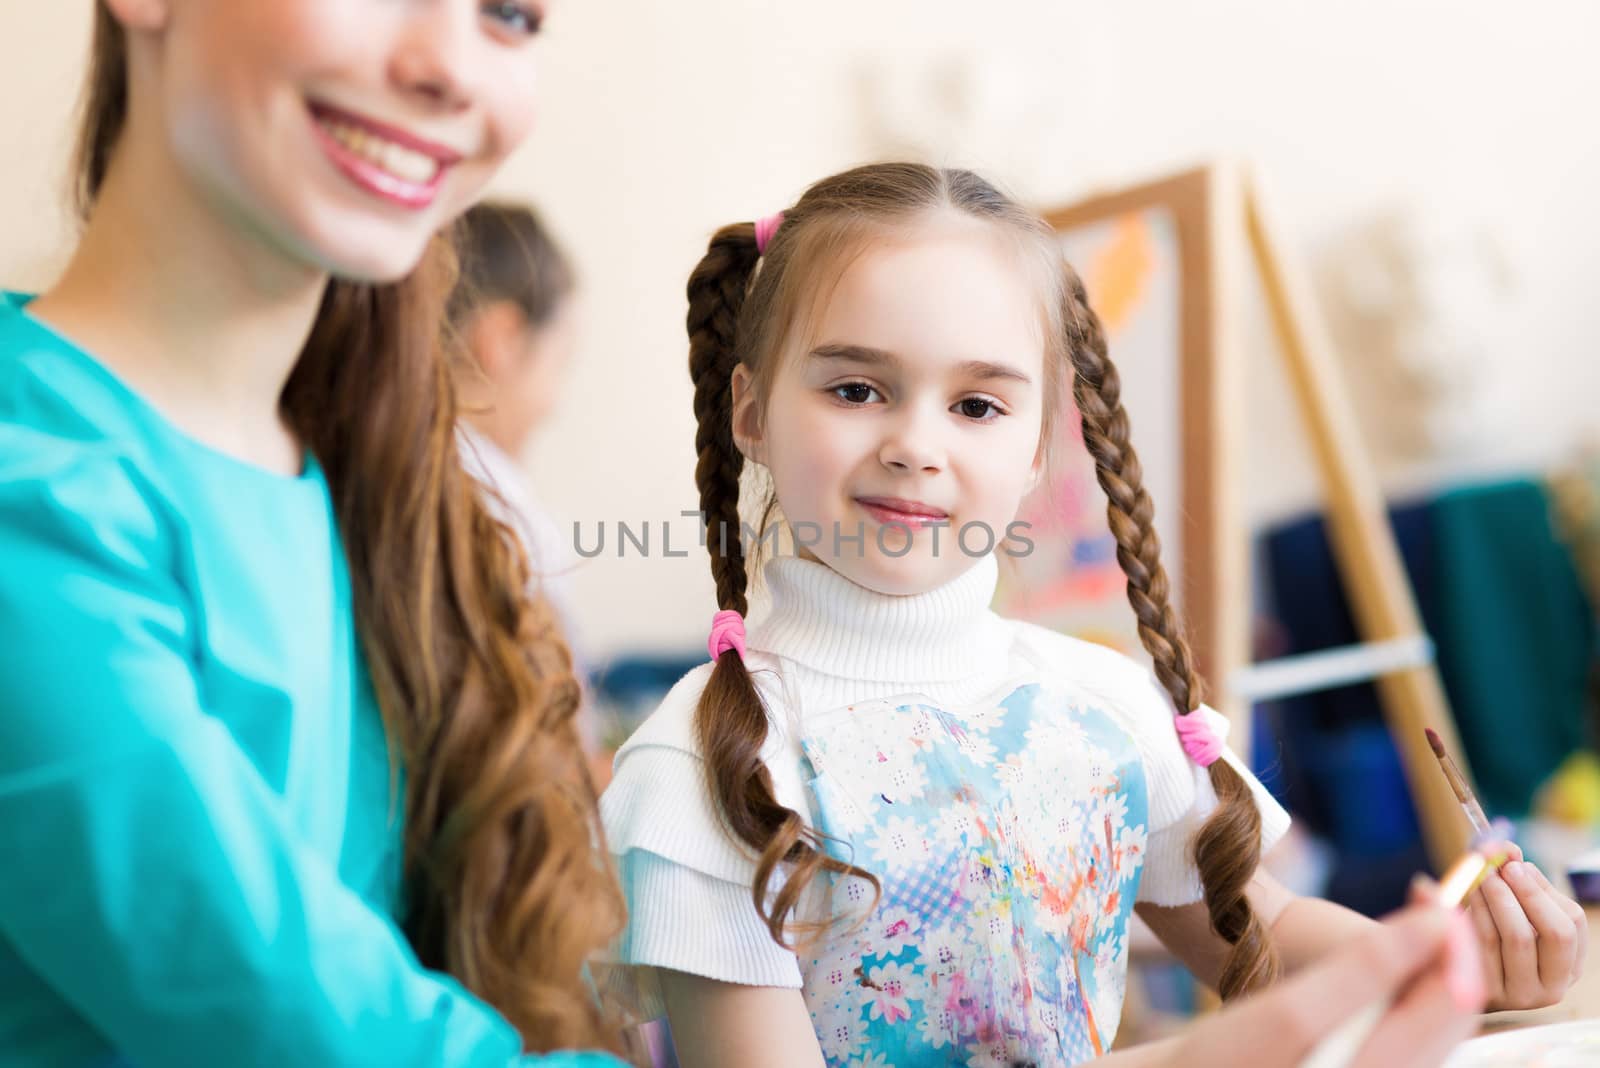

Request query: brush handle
[
  {"left": 1298, "top": 999, "right": 1386, "bottom": 1068},
  {"left": 1462, "top": 798, "right": 1493, "bottom": 838}
]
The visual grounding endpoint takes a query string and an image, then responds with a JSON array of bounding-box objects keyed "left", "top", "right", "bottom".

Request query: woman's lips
[
  {"left": 855, "top": 496, "right": 950, "bottom": 529},
  {"left": 306, "top": 101, "right": 463, "bottom": 210}
]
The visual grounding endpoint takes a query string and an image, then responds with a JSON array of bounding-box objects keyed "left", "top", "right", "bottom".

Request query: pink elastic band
[
  {"left": 708, "top": 609, "right": 747, "bottom": 662},
  {"left": 754, "top": 213, "right": 785, "bottom": 255},
  {"left": 1175, "top": 711, "right": 1224, "bottom": 767}
]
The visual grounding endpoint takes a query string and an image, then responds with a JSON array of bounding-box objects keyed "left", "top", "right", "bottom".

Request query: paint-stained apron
[{"left": 797, "top": 681, "right": 1149, "bottom": 1067}]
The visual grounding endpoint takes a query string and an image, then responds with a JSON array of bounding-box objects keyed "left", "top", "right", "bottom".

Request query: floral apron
[{"left": 797, "top": 681, "right": 1149, "bottom": 1067}]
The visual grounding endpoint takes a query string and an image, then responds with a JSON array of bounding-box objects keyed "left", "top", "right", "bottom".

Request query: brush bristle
[{"left": 1424, "top": 726, "right": 1446, "bottom": 757}]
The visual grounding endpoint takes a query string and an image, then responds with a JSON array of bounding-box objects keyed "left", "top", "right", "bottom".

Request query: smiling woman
[
  {"left": 0, "top": 2, "right": 625, "bottom": 1066},
  {"left": 71, "top": 0, "right": 544, "bottom": 282}
]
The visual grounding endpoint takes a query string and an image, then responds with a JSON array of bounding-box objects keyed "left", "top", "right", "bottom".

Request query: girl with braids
[
  {"left": 600, "top": 163, "right": 1577, "bottom": 1066},
  {"left": 0, "top": 2, "right": 625, "bottom": 1064}
]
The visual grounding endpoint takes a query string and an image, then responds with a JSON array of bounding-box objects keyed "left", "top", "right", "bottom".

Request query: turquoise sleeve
[{"left": 0, "top": 443, "right": 624, "bottom": 1068}]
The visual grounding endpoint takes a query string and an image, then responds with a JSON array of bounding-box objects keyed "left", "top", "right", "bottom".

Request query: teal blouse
[{"left": 0, "top": 294, "right": 619, "bottom": 1067}]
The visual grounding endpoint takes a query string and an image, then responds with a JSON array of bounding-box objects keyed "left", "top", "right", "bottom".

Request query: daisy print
[
  {"left": 917, "top": 919, "right": 968, "bottom": 979},
  {"left": 867, "top": 813, "right": 935, "bottom": 873},
  {"left": 860, "top": 961, "right": 919, "bottom": 1025},
  {"left": 1115, "top": 822, "right": 1148, "bottom": 871},
  {"left": 914, "top": 998, "right": 961, "bottom": 1050},
  {"left": 808, "top": 945, "right": 861, "bottom": 1009},
  {"left": 848, "top": 1053, "right": 895, "bottom": 1068},
  {"left": 878, "top": 750, "right": 930, "bottom": 804},
  {"left": 932, "top": 798, "right": 982, "bottom": 851},
  {"left": 992, "top": 750, "right": 1033, "bottom": 791},
  {"left": 1099, "top": 792, "right": 1130, "bottom": 833},
  {"left": 958, "top": 699, "right": 1005, "bottom": 734},
  {"left": 1085, "top": 745, "right": 1117, "bottom": 792},
  {"left": 866, "top": 905, "right": 923, "bottom": 958},
  {"left": 1023, "top": 710, "right": 1089, "bottom": 754},
  {"left": 951, "top": 728, "right": 998, "bottom": 768},
  {"left": 904, "top": 706, "right": 940, "bottom": 748},
  {"left": 965, "top": 1034, "right": 1035, "bottom": 1068},
  {"left": 814, "top": 991, "right": 870, "bottom": 1063}
]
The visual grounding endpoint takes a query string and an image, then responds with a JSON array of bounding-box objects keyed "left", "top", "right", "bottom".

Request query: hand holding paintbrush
[{"left": 1421, "top": 725, "right": 1588, "bottom": 1013}]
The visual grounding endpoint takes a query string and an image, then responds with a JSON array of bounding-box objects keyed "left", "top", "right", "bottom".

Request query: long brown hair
[
  {"left": 74, "top": 7, "right": 625, "bottom": 1049},
  {"left": 686, "top": 162, "right": 1277, "bottom": 997}
]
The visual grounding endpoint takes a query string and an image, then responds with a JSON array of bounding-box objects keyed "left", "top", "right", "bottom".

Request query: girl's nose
[{"left": 878, "top": 407, "right": 946, "bottom": 474}]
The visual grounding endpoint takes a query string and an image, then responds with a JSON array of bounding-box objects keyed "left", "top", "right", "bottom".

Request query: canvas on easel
[{"left": 1007, "top": 163, "right": 1474, "bottom": 871}]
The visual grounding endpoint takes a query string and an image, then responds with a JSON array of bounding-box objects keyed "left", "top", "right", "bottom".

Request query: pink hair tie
[
  {"left": 754, "top": 212, "right": 785, "bottom": 255},
  {"left": 1175, "top": 711, "right": 1224, "bottom": 768},
  {"left": 708, "top": 609, "right": 747, "bottom": 662}
]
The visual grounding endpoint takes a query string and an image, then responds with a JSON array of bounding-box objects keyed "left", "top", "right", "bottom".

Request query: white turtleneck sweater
[{"left": 600, "top": 552, "right": 1289, "bottom": 998}]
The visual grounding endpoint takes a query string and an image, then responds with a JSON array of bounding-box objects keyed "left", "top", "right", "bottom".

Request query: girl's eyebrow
[{"left": 809, "top": 343, "right": 1033, "bottom": 386}]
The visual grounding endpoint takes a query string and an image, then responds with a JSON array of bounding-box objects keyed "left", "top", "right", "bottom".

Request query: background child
[
  {"left": 450, "top": 201, "right": 582, "bottom": 633},
  {"left": 0, "top": 2, "right": 624, "bottom": 1063},
  {"left": 600, "top": 163, "right": 1584, "bottom": 1066},
  {"left": 449, "top": 200, "right": 613, "bottom": 778}
]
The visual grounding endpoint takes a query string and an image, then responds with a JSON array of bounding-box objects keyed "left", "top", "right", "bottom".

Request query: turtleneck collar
[{"left": 748, "top": 552, "right": 1008, "bottom": 684}]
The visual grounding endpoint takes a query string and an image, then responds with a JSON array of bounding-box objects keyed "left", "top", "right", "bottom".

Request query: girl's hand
[{"left": 1460, "top": 841, "right": 1588, "bottom": 1010}]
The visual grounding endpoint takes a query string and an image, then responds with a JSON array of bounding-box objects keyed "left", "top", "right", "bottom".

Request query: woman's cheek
[{"left": 487, "top": 64, "right": 541, "bottom": 151}]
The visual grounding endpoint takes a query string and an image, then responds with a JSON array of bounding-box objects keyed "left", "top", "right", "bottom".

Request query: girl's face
[
  {"left": 123, "top": 0, "right": 547, "bottom": 281},
  {"left": 734, "top": 218, "right": 1049, "bottom": 596}
]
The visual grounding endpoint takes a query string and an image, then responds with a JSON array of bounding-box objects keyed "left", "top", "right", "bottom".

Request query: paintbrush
[{"left": 1425, "top": 727, "right": 1493, "bottom": 838}]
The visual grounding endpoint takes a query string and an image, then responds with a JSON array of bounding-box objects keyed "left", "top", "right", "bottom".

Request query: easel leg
[{"left": 1242, "top": 171, "right": 1473, "bottom": 872}]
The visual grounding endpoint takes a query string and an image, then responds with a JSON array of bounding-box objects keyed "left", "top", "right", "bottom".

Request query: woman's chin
[
  {"left": 307, "top": 238, "right": 434, "bottom": 286},
  {"left": 284, "top": 204, "right": 449, "bottom": 285}
]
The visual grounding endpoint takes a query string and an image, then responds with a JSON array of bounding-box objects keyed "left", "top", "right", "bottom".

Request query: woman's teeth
[{"left": 318, "top": 118, "right": 440, "bottom": 185}]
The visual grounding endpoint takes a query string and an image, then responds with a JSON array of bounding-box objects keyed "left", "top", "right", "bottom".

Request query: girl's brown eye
[
  {"left": 958, "top": 398, "right": 998, "bottom": 420},
  {"left": 834, "top": 383, "right": 876, "bottom": 405}
]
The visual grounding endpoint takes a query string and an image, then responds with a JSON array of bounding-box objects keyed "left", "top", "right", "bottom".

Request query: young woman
[{"left": 0, "top": 2, "right": 624, "bottom": 1063}]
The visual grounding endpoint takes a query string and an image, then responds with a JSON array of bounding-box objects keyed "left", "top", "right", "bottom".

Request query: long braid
[
  {"left": 686, "top": 223, "right": 879, "bottom": 944},
  {"left": 1061, "top": 268, "right": 1279, "bottom": 998},
  {"left": 688, "top": 226, "right": 760, "bottom": 616}
]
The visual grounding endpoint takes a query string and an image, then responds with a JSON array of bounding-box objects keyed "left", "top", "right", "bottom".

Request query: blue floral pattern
[{"left": 798, "top": 682, "right": 1148, "bottom": 1067}]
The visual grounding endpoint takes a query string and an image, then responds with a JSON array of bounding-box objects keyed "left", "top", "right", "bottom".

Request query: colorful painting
[{"left": 996, "top": 206, "right": 1185, "bottom": 665}]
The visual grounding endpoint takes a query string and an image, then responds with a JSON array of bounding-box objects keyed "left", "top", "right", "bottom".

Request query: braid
[
  {"left": 1062, "top": 268, "right": 1279, "bottom": 999},
  {"left": 687, "top": 226, "right": 761, "bottom": 614},
  {"left": 685, "top": 223, "right": 879, "bottom": 945}
]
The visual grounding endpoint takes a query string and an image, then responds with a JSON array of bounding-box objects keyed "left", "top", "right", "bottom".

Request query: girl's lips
[
  {"left": 306, "top": 102, "right": 461, "bottom": 210},
  {"left": 855, "top": 497, "right": 950, "bottom": 529}
]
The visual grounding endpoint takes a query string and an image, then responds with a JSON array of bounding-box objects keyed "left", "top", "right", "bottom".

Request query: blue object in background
[
  {"left": 1254, "top": 481, "right": 1598, "bottom": 915},
  {"left": 1255, "top": 498, "right": 1437, "bottom": 915}
]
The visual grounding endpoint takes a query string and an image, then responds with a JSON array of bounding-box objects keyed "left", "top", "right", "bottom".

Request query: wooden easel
[{"left": 1047, "top": 164, "right": 1473, "bottom": 871}]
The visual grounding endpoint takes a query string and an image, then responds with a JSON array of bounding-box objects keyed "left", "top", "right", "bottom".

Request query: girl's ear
[
  {"left": 104, "top": 0, "right": 171, "bottom": 32},
  {"left": 730, "top": 363, "right": 766, "bottom": 466}
]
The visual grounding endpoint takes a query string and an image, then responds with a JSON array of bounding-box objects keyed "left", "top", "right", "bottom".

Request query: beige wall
[{"left": 4, "top": 1, "right": 1598, "bottom": 657}]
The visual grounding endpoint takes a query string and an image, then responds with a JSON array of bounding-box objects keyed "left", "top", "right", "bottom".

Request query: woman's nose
[{"left": 387, "top": 5, "right": 480, "bottom": 113}]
